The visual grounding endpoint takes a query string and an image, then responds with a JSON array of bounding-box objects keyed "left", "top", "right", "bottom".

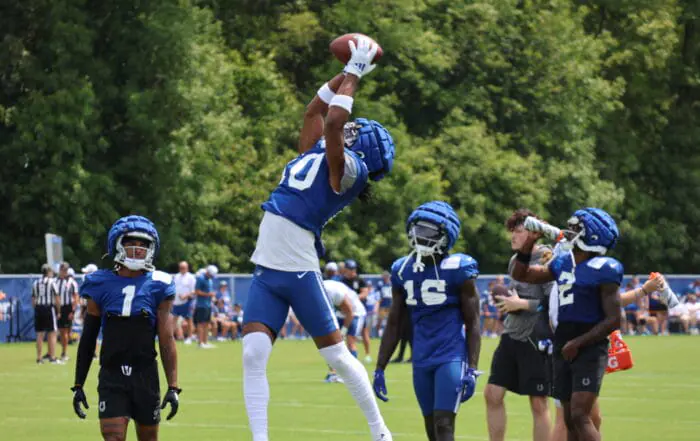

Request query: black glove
[
  {"left": 161, "top": 386, "right": 182, "bottom": 420},
  {"left": 71, "top": 385, "right": 89, "bottom": 419}
]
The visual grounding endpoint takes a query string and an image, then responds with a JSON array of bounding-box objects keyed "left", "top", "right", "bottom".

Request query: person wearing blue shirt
[
  {"left": 511, "top": 208, "right": 623, "bottom": 441},
  {"left": 374, "top": 201, "right": 482, "bottom": 441},
  {"left": 69, "top": 216, "right": 181, "bottom": 440},
  {"left": 194, "top": 265, "right": 218, "bottom": 349}
]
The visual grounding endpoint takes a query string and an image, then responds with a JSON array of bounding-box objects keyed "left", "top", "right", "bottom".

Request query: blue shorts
[
  {"left": 171, "top": 302, "right": 192, "bottom": 319},
  {"left": 379, "top": 298, "right": 392, "bottom": 309},
  {"left": 338, "top": 316, "right": 364, "bottom": 337},
  {"left": 244, "top": 266, "right": 338, "bottom": 338},
  {"left": 412, "top": 361, "right": 465, "bottom": 416}
]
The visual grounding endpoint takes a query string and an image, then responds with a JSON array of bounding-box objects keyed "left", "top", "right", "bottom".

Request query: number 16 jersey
[{"left": 391, "top": 253, "right": 479, "bottom": 368}]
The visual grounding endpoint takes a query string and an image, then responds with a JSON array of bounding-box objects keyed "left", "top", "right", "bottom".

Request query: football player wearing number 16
[
  {"left": 511, "top": 208, "right": 623, "bottom": 441},
  {"left": 242, "top": 35, "right": 395, "bottom": 441},
  {"left": 374, "top": 202, "right": 482, "bottom": 441},
  {"left": 70, "top": 216, "right": 181, "bottom": 441}
]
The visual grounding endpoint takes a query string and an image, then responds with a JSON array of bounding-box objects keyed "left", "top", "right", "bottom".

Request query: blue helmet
[
  {"left": 566, "top": 208, "right": 619, "bottom": 254},
  {"left": 344, "top": 118, "right": 395, "bottom": 181},
  {"left": 107, "top": 215, "right": 160, "bottom": 271},
  {"left": 406, "top": 201, "right": 461, "bottom": 255}
]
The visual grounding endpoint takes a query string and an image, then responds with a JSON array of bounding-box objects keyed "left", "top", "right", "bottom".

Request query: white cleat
[{"left": 198, "top": 343, "right": 216, "bottom": 349}]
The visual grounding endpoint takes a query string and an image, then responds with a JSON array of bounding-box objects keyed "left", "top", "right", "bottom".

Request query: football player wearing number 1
[
  {"left": 242, "top": 35, "right": 395, "bottom": 441},
  {"left": 374, "top": 202, "right": 482, "bottom": 441},
  {"left": 70, "top": 216, "right": 180, "bottom": 441},
  {"left": 511, "top": 208, "right": 623, "bottom": 441}
]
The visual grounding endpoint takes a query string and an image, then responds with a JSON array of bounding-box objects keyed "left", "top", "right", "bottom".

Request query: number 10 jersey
[{"left": 391, "top": 253, "right": 479, "bottom": 368}]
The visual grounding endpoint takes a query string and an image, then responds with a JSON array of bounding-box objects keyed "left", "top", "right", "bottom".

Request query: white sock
[
  {"left": 319, "top": 342, "right": 386, "bottom": 435},
  {"left": 243, "top": 332, "right": 273, "bottom": 441}
]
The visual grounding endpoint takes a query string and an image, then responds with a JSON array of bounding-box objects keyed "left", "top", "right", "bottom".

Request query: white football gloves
[{"left": 344, "top": 36, "right": 378, "bottom": 78}]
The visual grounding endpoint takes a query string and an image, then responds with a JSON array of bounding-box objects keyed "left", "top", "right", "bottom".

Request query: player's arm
[
  {"left": 459, "top": 279, "right": 482, "bottom": 370},
  {"left": 157, "top": 299, "right": 178, "bottom": 389},
  {"left": 298, "top": 73, "right": 346, "bottom": 154},
  {"left": 375, "top": 286, "right": 407, "bottom": 371},
  {"left": 339, "top": 296, "right": 354, "bottom": 324},
  {"left": 53, "top": 282, "right": 61, "bottom": 318},
  {"left": 324, "top": 74, "right": 359, "bottom": 192},
  {"left": 564, "top": 283, "right": 621, "bottom": 359},
  {"left": 619, "top": 276, "right": 664, "bottom": 307},
  {"left": 510, "top": 233, "right": 556, "bottom": 284}
]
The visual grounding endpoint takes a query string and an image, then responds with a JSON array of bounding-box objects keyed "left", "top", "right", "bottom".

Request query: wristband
[
  {"left": 516, "top": 252, "right": 532, "bottom": 264},
  {"left": 316, "top": 83, "right": 336, "bottom": 104},
  {"left": 329, "top": 95, "right": 353, "bottom": 113}
]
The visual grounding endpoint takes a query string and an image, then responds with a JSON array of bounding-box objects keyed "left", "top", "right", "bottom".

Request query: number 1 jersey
[{"left": 391, "top": 253, "right": 479, "bottom": 368}]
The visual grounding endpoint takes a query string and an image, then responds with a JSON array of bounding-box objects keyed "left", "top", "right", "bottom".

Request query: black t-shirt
[{"left": 342, "top": 276, "right": 368, "bottom": 304}]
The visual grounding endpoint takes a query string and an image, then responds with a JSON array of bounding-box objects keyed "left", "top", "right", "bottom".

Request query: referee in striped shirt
[
  {"left": 32, "top": 263, "right": 61, "bottom": 364},
  {"left": 56, "top": 262, "right": 78, "bottom": 362}
]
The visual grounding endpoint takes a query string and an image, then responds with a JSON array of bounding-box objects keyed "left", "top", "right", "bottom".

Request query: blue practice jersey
[
  {"left": 549, "top": 252, "right": 623, "bottom": 324},
  {"left": 391, "top": 253, "right": 479, "bottom": 368},
  {"left": 80, "top": 269, "right": 176, "bottom": 329},
  {"left": 262, "top": 142, "right": 369, "bottom": 238}
]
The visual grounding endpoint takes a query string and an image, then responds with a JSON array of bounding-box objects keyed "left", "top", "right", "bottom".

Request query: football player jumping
[
  {"left": 374, "top": 201, "right": 482, "bottom": 441},
  {"left": 241, "top": 35, "right": 395, "bottom": 441}
]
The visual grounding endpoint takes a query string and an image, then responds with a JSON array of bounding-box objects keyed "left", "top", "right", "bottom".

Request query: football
[
  {"left": 329, "top": 33, "right": 384, "bottom": 64},
  {"left": 491, "top": 284, "right": 512, "bottom": 305}
]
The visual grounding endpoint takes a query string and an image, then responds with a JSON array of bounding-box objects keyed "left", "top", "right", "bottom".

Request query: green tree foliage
[{"left": 0, "top": 0, "right": 698, "bottom": 274}]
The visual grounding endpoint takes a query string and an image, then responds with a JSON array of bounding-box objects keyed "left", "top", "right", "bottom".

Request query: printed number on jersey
[
  {"left": 558, "top": 272, "right": 575, "bottom": 306},
  {"left": 121, "top": 285, "right": 136, "bottom": 316},
  {"left": 403, "top": 280, "right": 447, "bottom": 306},
  {"left": 281, "top": 153, "right": 325, "bottom": 191}
]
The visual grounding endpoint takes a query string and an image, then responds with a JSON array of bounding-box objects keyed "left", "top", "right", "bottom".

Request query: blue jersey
[
  {"left": 262, "top": 143, "right": 369, "bottom": 239},
  {"left": 549, "top": 252, "right": 623, "bottom": 324},
  {"left": 391, "top": 253, "right": 479, "bottom": 368},
  {"left": 195, "top": 275, "right": 214, "bottom": 308},
  {"left": 80, "top": 269, "right": 175, "bottom": 329}
]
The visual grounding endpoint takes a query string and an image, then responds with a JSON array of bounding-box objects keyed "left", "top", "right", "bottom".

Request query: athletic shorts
[
  {"left": 34, "top": 306, "right": 57, "bottom": 332},
  {"left": 193, "top": 307, "right": 211, "bottom": 325},
  {"left": 487, "top": 333, "right": 550, "bottom": 396},
  {"left": 552, "top": 340, "right": 607, "bottom": 401},
  {"left": 338, "top": 316, "right": 364, "bottom": 337},
  {"left": 97, "top": 362, "right": 161, "bottom": 425},
  {"left": 379, "top": 298, "right": 392, "bottom": 309},
  {"left": 171, "top": 302, "right": 193, "bottom": 319},
  {"left": 244, "top": 266, "right": 338, "bottom": 338},
  {"left": 57, "top": 305, "right": 74, "bottom": 329},
  {"left": 413, "top": 361, "right": 465, "bottom": 416}
]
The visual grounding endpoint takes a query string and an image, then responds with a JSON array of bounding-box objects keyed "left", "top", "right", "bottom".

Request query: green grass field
[{"left": 1, "top": 336, "right": 699, "bottom": 440}]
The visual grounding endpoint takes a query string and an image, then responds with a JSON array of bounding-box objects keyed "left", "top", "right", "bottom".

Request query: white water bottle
[{"left": 523, "top": 216, "right": 563, "bottom": 242}]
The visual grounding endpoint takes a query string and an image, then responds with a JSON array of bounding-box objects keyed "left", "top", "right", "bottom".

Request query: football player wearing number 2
[
  {"left": 511, "top": 208, "right": 623, "bottom": 441},
  {"left": 374, "top": 202, "right": 482, "bottom": 441},
  {"left": 70, "top": 216, "right": 180, "bottom": 441},
  {"left": 242, "top": 35, "right": 395, "bottom": 441}
]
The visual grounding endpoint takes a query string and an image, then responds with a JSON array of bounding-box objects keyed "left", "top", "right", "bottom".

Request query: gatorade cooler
[{"left": 606, "top": 330, "right": 634, "bottom": 374}]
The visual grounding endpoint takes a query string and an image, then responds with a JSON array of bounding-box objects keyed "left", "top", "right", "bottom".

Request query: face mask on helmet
[
  {"left": 114, "top": 232, "right": 157, "bottom": 271},
  {"left": 343, "top": 121, "right": 360, "bottom": 150},
  {"left": 408, "top": 221, "right": 448, "bottom": 257}
]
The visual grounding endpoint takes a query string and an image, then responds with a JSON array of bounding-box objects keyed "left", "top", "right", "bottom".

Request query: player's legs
[
  {"left": 515, "top": 339, "right": 550, "bottom": 441},
  {"left": 135, "top": 424, "right": 158, "bottom": 441},
  {"left": 346, "top": 316, "right": 362, "bottom": 357},
  {"left": 289, "top": 272, "right": 390, "bottom": 439},
  {"left": 47, "top": 329, "right": 57, "bottom": 360},
  {"left": 432, "top": 361, "right": 463, "bottom": 441},
  {"left": 485, "top": 335, "right": 518, "bottom": 441},
  {"left": 529, "top": 396, "right": 550, "bottom": 441},
  {"left": 412, "top": 364, "right": 437, "bottom": 439},
  {"left": 590, "top": 399, "right": 602, "bottom": 431},
  {"left": 131, "top": 363, "right": 162, "bottom": 441},
  {"left": 100, "top": 417, "right": 129, "bottom": 441},
  {"left": 98, "top": 367, "right": 133, "bottom": 441},
  {"left": 565, "top": 342, "right": 606, "bottom": 441},
  {"left": 35, "top": 331, "right": 45, "bottom": 362},
  {"left": 241, "top": 267, "right": 290, "bottom": 441},
  {"left": 361, "top": 312, "right": 372, "bottom": 361}
]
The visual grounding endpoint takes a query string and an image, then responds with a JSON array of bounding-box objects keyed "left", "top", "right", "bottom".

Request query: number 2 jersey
[
  {"left": 80, "top": 269, "right": 175, "bottom": 368},
  {"left": 391, "top": 253, "right": 479, "bottom": 368},
  {"left": 548, "top": 251, "right": 623, "bottom": 344},
  {"left": 251, "top": 142, "right": 369, "bottom": 272}
]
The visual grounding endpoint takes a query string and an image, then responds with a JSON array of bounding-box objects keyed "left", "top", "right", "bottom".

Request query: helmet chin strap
[{"left": 398, "top": 226, "right": 445, "bottom": 280}]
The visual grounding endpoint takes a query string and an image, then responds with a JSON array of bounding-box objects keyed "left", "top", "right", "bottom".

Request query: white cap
[
  {"left": 207, "top": 265, "right": 219, "bottom": 276},
  {"left": 325, "top": 262, "right": 338, "bottom": 272},
  {"left": 67, "top": 268, "right": 76, "bottom": 277},
  {"left": 81, "top": 263, "right": 98, "bottom": 274}
]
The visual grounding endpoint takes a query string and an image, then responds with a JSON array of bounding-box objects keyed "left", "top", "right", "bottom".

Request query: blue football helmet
[
  {"left": 107, "top": 215, "right": 160, "bottom": 271},
  {"left": 406, "top": 201, "right": 461, "bottom": 256},
  {"left": 565, "top": 208, "right": 619, "bottom": 254},
  {"left": 343, "top": 118, "right": 395, "bottom": 181}
]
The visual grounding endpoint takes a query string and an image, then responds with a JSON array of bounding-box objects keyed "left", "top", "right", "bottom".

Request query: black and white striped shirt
[
  {"left": 55, "top": 277, "right": 77, "bottom": 307},
  {"left": 32, "top": 277, "right": 58, "bottom": 307}
]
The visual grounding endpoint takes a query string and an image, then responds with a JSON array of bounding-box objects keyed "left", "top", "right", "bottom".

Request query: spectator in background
[
  {"left": 668, "top": 301, "right": 692, "bottom": 334},
  {"left": 231, "top": 304, "right": 244, "bottom": 338},
  {"left": 32, "top": 263, "right": 61, "bottom": 364},
  {"left": 341, "top": 259, "right": 372, "bottom": 363},
  {"left": 194, "top": 264, "right": 218, "bottom": 348},
  {"left": 324, "top": 262, "right": 341, "bottom": 280},
  {"left": 686, "top": 294, "right": 700, "bottom": 335},
  {"left": 55, "top": 262, "right": 78, "bottom": 361},
  {"left": 213, "top": 297, "right": 236, "bottom": 341},
  {"left": 481, "top": 281, "right": 499, "bottom": 338},
  {"left": 217, "top": 280, "right": 232, "bottom": 305},
  {"left": 375, "top": 272, "right": 392, "bottom": 338},
  {"left": 636, "top": 294, "right": 658, "bottom": 335},
  {"left": 173, "top": 261, "right": 196, "bottom": 344}
]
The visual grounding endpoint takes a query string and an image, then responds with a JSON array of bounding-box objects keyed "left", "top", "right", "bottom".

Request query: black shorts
[
  {"left": 488, "top": 333, "right": 550, "bottom": 396},
  {"left": 98, "top": 363, "right": 161, "bottom": 425},
  {"left": 34, "top": 306, "right": 57, "bottom": 332},
  {"left": 552, "top": 341, "right": 607, "bottom": 401},
  {"left": 57, "top": 305, "right": 74, "bottom": 329},
  {"left": 193, "top": 307, "right": 211, "bottom": 325}
]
